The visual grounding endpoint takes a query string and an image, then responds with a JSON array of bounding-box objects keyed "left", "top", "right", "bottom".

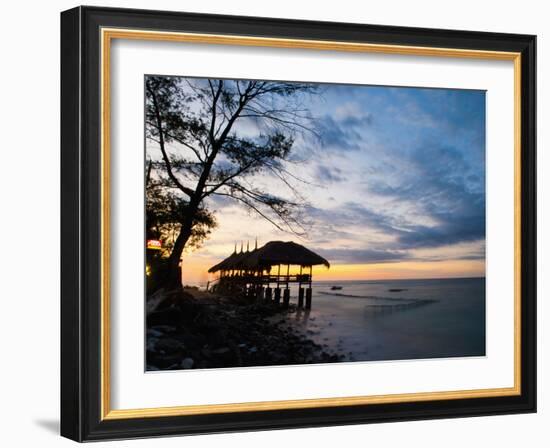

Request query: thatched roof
[
  {"left": 208, "top": 241, "right": 330, "bottom": 273},
  {"left": 207, "top": 250, "right": 248, "bottom": 273}
]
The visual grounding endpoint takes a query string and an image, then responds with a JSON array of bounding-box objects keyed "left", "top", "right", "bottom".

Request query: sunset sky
[{"left": 147, "top": 79, "right": 486, "bottom": 284}]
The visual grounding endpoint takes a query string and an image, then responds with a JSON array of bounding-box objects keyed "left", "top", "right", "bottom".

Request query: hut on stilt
[{"left": 208, "top": 241, "right": 330, "bottom": 309}]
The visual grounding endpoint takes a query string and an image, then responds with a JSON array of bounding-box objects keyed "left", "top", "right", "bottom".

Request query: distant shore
[{"left": 146, "top": 287, "right": 343, "bottom": 371}]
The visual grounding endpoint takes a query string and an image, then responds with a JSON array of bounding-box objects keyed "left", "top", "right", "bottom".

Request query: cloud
[
  {"left": 304, "top": 137, "right": 486, "bottom": 262},
  {"left": 148, "top": 77, "right": 486, "bottom": 279},
  {"left": 314, "top": 165, "right": 344, "bottom": 183},
  {"left": 397, "top": 216, "right": 485, "bottom": 249},
  {"left": 305, "top": 203, "right": 400, "bottom": 240},
  {"left": 339, "top": 115, "right": 373, "bottom": 128},
  {"left": 316, "top": 247, "right": 409, "bottom": 264},
  {"left": 206, "top": 136, "right": 487, "bottom": 267},
  {"left": 363, "top": 141, "right": 485, "bottom": 251},
  {"left": 206, "top": 194, "right": 237, "bottom": 210},
  {"left": 317, "top": 115, "right": 360, "bottom": 150},
  {"left": 385, "top": 101, "right": 439, "bottom": 129},
  {"left": 316, "top": 111, "right": 372, "bottom": 152}
]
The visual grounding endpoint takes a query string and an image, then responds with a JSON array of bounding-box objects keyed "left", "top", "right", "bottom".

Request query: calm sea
[{"left": 287, "top": 277, "right": 486, "bottom": 362}]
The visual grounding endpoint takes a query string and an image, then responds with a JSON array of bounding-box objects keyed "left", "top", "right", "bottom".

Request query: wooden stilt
[
  {"left": 298, "top": 265, "right": 304, "bottom": 307},
  {"left": 283, "top": 288, "right": 290, "bottom": 307},
  {"left": 286, "top": 264, "right": 290, "bottom": 289},
  {"left": 306, "top": 265, "right": 313, "bottom": 309},
  {"left": 298, "top": 287, "right": 304, "bottom": 308}
]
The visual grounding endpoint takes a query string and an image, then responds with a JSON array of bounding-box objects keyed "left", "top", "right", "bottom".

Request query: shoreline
[
  {"left": 147, "top": 278, "right": 485, "bottom": 369},
  {"left": 146, "top": 287, "right": 344, "bottom": 371}
]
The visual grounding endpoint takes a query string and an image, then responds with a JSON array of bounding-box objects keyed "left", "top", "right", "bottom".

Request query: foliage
[
  {"left": 145, "top": 75, "right": 318, "bottom": 285},
  {"left": 146, "top": 178, "right": 217, "bottom": 256}
]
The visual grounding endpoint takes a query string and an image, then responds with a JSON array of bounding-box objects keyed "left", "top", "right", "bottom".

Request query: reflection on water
[
  {"left": 318, "top": 291, "right": 438, "bottom": 315},
  {"left": 287, "top": 277, "right": 485, "bottom": 362}
]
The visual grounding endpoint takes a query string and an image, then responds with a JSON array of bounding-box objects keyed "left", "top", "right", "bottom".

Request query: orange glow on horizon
[
  {"left": 179, "top": 254, "right": 485, "bottom": 285},
  {"left": 311, "top": 260, "right": 485, "bottom": 281}
]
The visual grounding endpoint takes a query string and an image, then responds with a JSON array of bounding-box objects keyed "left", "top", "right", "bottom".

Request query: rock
[
  {"left": 152, "top": 325, "right": 176, "bottom": 333},
  {"left": 181, "top": 358, "right": 194, "bottom": 369},
  {"left": 155, "top": 337, "right": 183, "bottom": 353},
  {"left": 147, "top": 352, "right": 185, "bottom": 368},
  {"left": 145, "top": 289, "right": 344, "bottom": 370},
  {"left": 212, "top": 347, "right": 231, "bottom": 355},
  {"left": 147, "top": 328, "right": 163, "bottom": 338},
  {"left": 147, "top": 308, "right": 183, "bottom": 326},
  {"left": 183, "top": 334, "right": 206, "bottom": 349},
  {"left": 146, "top": 337, "right": 159, "bottom": 352},
  {"left": 146, "top": 288, "right": 169, "bottom": 315}
]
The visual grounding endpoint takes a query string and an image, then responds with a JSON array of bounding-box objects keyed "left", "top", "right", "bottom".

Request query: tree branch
[{"left": 146, "top": 84, "right": 195, "bottom": 198}]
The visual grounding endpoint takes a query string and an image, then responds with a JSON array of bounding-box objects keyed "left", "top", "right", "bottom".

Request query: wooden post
[
  {"left": 306, "top": 265, "right": 313, "bottom": 309},
  {"left": 282, "top": 264, "right": 290, "bottom": 307},
  {"left": 298, "top": 287, "right": 304, "bottom": 308},
  {"left": 286, "top": 264, "right": 290, "bottom": 289},
  {"left": 298, "top": 265, "right": 304, "bottom": 307},
  {"left": 265, "top": 286, "right": 272, "bottom": 302},
  {"left": 274, "top": 264, "right": 281, "bottom": 304}
]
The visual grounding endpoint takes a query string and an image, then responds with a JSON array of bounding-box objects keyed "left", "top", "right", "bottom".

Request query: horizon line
[{"left": 313, "top": 275, "right": 486, "bottom": 282}]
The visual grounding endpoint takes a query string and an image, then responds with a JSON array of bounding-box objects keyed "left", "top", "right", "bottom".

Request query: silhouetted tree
[
  {"left": 146, "top": 176, "right": 217, "bottom": 255},
  {"left": 146, "top": 76, "right": 316, "bottom": 287}
]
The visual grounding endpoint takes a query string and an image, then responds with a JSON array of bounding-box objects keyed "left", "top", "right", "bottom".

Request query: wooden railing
[{"left": 216, "top": 273, "right": 311, "bottom": 284}]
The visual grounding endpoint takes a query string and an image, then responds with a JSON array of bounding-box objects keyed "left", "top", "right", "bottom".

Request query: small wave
[
  {"left": 318, "top": 291, "right": 414, "bottom": 302},
  {"left": 363, "top": 300, "right": 437, "bottom": 309},
  {"left": 318, "top": 291, "right": 438, "bottom": 315}
]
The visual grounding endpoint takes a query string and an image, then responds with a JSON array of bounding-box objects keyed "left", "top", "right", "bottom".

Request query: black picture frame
[{"left": 61, "top": 5, "right": 536, "bottom": 442}]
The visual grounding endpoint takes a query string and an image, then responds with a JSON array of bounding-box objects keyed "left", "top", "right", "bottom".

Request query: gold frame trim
[{"left": 100, "top": 28, "right": 522, "bottom": 421}]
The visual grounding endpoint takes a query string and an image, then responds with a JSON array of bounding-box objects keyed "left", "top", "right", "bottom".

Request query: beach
[
  {"left": 146, "top": 277, "right": 485, "bottom": 371},
  {"left": 146, "top": 287, "right": 343, "bottom": 371}
]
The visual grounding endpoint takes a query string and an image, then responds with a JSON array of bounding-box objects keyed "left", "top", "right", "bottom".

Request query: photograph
[
  {"left": 144, "top": 75, "right": 487, "bottom": 371},
  {"left": 57, "top": 5, "right": 537, "bottom": 441}
]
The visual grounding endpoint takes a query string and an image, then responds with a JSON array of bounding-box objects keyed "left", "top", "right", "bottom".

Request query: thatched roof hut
[
  {"left": 207, "top": 241, "right": 328, "bottom": 309},
  {"left": 242, "top": 241, "right": 329, "bottom": 269},
  {"left": 208, "top": 241, "right": 329, "bottom": 273}
]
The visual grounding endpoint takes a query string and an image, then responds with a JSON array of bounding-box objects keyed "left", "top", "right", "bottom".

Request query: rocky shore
[{"left": 146, "top": 287, "right": 343, "bottom": 371}]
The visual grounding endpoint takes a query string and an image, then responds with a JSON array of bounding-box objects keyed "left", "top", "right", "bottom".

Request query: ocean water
[{"left": 287, "top": 277, "right": 486, "bottom": 362}]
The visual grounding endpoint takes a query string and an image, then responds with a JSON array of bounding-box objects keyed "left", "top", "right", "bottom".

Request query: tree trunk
[
  {"left": 165, "top": 215, "right": 195, "bottom": 288},
  {"left": 164, "top": 139, "right": 223, "bottom": 287}
]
